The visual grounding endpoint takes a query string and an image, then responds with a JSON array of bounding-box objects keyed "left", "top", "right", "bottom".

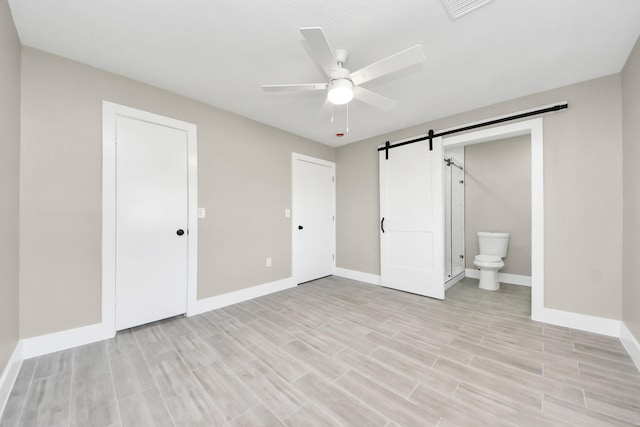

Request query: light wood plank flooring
[{"left": 2, "top": 276, "right": 639, "bottom": 426}]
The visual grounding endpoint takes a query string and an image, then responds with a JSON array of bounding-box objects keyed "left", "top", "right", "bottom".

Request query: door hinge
[
  {"left": 333, "top": 254, "right": 335, "bottom": 260},
  {"left": 332, "top": 215, "right": 335, "bottom": 221},
  {"left": 332, "top": 176, "right": 335, "bottom": 182}
]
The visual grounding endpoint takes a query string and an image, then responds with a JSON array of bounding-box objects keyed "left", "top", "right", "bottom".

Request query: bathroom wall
[
  {"left": 622, "top": 35, "right": 640, "bottom": 341},
  {"left": 464, "top": 135, "right": 531, "bottom": 276},
  {"left": 19, "top": 47, "right": 334, "bottom": 339},
  {"left": 336, "top": 73, "right": 623, "bottom": 320},
  {"left": 0, "top": 0, "right": 20, "bottom": 375}
]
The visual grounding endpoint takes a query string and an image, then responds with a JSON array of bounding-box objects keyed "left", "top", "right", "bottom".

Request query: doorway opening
[{"left": 442, "top": 118, "right": 544, "bottom": 319}]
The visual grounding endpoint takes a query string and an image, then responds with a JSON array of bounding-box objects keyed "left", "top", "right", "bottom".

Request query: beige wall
[
  {"left": 8, "top": 24, "right": 634, "bottom": 341},
  {"left": 464, "top": 135, "right": 531, "bottom": 276},
  {"left": 0, "top": 0, "right": 21, "bottom": 372},
  {"left": 335, "top": 141, "right": 380, "bottom": 273},
  {"left": 19, "top": 47, "right": 334, "bottom": 338},
  {"left": 336, "top": 74, "right": 623, "bottom": 319},
  {"left": 622, "top": 36, "right": 640, "bottom": 340}
]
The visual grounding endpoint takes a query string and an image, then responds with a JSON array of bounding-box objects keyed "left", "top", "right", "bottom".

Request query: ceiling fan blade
[
  {"left": 353, "top": 86, "right": 397, "bottom": 111},
  {"left": 300, "top": 27, "right": 339, "bottom": 77},
  {"left": 262, "top": 83, "right": 328, "bottom": 92},
  {"left": 350, "top": 44, "right": 425, "bottom": 86}
]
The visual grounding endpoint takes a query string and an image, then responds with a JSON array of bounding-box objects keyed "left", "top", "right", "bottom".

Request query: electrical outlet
[
  {"left": 197, "top": 207, "right": 206, "bottom": 218},
  {"left": 266, "top": 257, "right": 272, "bottom": 267}
]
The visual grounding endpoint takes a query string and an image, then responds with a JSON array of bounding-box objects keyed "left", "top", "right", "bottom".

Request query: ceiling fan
[{"left": 262, "top": 27, "right": 425, "bottom": 111}]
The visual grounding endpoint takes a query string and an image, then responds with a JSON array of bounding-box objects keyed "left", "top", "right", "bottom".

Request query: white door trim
[
  {"left": 291, "top": 153, "right": 336, "bottom": 285},
  {"left": 442, "top": 118, "right": 544, "bottom": 319},
  {"left": 102, "top": 101, "right": 198, "bottom": 334}
]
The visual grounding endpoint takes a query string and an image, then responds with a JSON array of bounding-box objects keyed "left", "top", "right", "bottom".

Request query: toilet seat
[
  {"left": 475, "top": 255, "right": 501, "bottom": 263},
  {"left": 473, "top": 255, "right": 504, "bottom": 268}
]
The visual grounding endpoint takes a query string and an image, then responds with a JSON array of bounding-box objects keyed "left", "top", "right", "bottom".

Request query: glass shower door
[
  {"left": 450, "top": 163, "right": 465, "bottom": 278},
  {"left": 444, "top": 156, "right": 465, "bottom": 283}
]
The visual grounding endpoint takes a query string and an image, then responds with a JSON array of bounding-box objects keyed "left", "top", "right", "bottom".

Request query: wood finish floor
[{"left": 1, "top": 276, "right": 639, "bottom": 426}]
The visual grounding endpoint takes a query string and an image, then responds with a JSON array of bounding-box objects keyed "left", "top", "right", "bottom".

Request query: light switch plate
[
  {"left": 197, "top": 207, "right": 206, "bottom": 218},
  {"left": 285, "top": 209, "right": 290, "bottom": 218}
]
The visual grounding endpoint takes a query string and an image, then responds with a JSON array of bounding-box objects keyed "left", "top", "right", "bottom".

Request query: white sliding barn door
[
  {"left": 379, "top": 138, "right": 445, "bottom": 299},
  {"left": 115, "top": 116, "right": 189, "bottom": 330}
]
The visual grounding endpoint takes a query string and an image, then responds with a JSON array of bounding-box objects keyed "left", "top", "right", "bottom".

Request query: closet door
[
  {"left": 379, "top": 138, "right": 444, "bottom": 299},
  {"left": 292, "top": 154, "right": 336, "bottom": 284},
  {"left": 115, "top": 116, "right": 189, "bottom": 330}
]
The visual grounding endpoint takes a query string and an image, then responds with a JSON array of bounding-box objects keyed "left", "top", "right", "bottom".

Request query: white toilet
[{"left": 474, "top": 232, "right": 510, "bottom": 291}]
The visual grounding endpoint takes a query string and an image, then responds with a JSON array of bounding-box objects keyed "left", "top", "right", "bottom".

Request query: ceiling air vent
[{"left": 441, "top": 0, "right": 493, "bottom": 20}]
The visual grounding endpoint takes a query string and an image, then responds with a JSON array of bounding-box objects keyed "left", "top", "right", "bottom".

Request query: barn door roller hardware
[{"left": 379, "top": 102, "right": 568, "bottom": 158}]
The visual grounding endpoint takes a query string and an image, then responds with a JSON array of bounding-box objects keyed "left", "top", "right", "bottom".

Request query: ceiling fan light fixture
[{"left": 327, "top": 78, "right": 354, "bottom": 105}]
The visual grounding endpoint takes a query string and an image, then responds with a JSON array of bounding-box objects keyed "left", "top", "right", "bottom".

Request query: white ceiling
[{"left": 8, "top": 0, "right": 640, "bottom": 147}]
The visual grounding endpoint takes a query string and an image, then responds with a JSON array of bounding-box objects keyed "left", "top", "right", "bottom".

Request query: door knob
[
  {"left": 298, "top": 225, "right": 304, "bottom": 230},
  {"left": 176, "top": 229, "right": 185, "bottom": 236}
]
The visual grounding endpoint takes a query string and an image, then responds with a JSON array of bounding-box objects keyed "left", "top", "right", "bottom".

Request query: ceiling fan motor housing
[{"left": 334, "top": 49, "right": 348, "bottom": 65}]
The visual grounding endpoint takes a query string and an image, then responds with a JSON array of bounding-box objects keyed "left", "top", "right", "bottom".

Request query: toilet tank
[{"left": 477, "top": 232, "right": 510, "bottom": 257}]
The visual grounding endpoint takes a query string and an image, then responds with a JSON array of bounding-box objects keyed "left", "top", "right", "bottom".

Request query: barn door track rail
[{"left": 379, "top": 101, "right": 568, "bottom": 159}]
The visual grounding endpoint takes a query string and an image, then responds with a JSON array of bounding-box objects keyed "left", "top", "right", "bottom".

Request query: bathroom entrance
[
  {"left": 378, "top": 115, "right": 546, "bottom": 319},
  {"left": 442, "top": 118, "right": 544, "bottom": 319},
  {"left": 443, "top": 132, "right": 532, "bottom": 293}
]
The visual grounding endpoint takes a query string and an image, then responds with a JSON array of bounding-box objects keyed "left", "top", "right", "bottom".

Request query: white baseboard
[
  {"left": 465, "top": 268, "right": 531, "bottom": 286},
  {"left": 20, "top": 322, "right": 114, "bottom": 360},
  {"left": 464, "top": 269, "right": 477, "bottom": 280},
  {"left": 189, "top": 277, "right": 295, "bottom": 316},
  {"left": 620, "top": 322, "right": 640, "bottom": 372},
  {"left": 0, "top": 276, "right": 294, "bottom": 420},
  {"left": 334, "top": 268, "right": 381, "bottom": 286},
  {"left": 15, "top": 278, "right": 295, "bottom": 360},
  {"left": 532, "top": 307, "right": 621, "bottom": 337},
  {"left": 464, "top": 268, "right": 619, "bottom": 337},
  {"left": 0, "top": 342, "right": 23, "bottom": 419}
]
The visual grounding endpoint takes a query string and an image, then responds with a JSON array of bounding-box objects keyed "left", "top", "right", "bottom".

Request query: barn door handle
[
  {"left": 176, "top": 229, "right": 185, "bottom": 236},
  {"left": 381, "top": 217, "right": 385, "bottom": 233}
]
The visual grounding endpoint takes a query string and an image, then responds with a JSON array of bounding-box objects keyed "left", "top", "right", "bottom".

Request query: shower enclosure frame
[{"left": 444, "top": 153, "right": 465, "bottom": 289}]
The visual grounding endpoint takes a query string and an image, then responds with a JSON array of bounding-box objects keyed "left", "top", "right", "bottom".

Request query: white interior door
[
  {"left": 379, "top": 138, "right": 445, "bottom": 299},
  {"left": 115, "top": 116, "right": 189, "bottom": 330},
  {"left": 292, "top": 154, "right": 335, "bottom": 284}
]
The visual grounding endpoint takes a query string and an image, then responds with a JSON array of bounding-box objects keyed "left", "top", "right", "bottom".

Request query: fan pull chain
[{"left": 346, "top": 103, "right": 349, "bottom": 133}]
